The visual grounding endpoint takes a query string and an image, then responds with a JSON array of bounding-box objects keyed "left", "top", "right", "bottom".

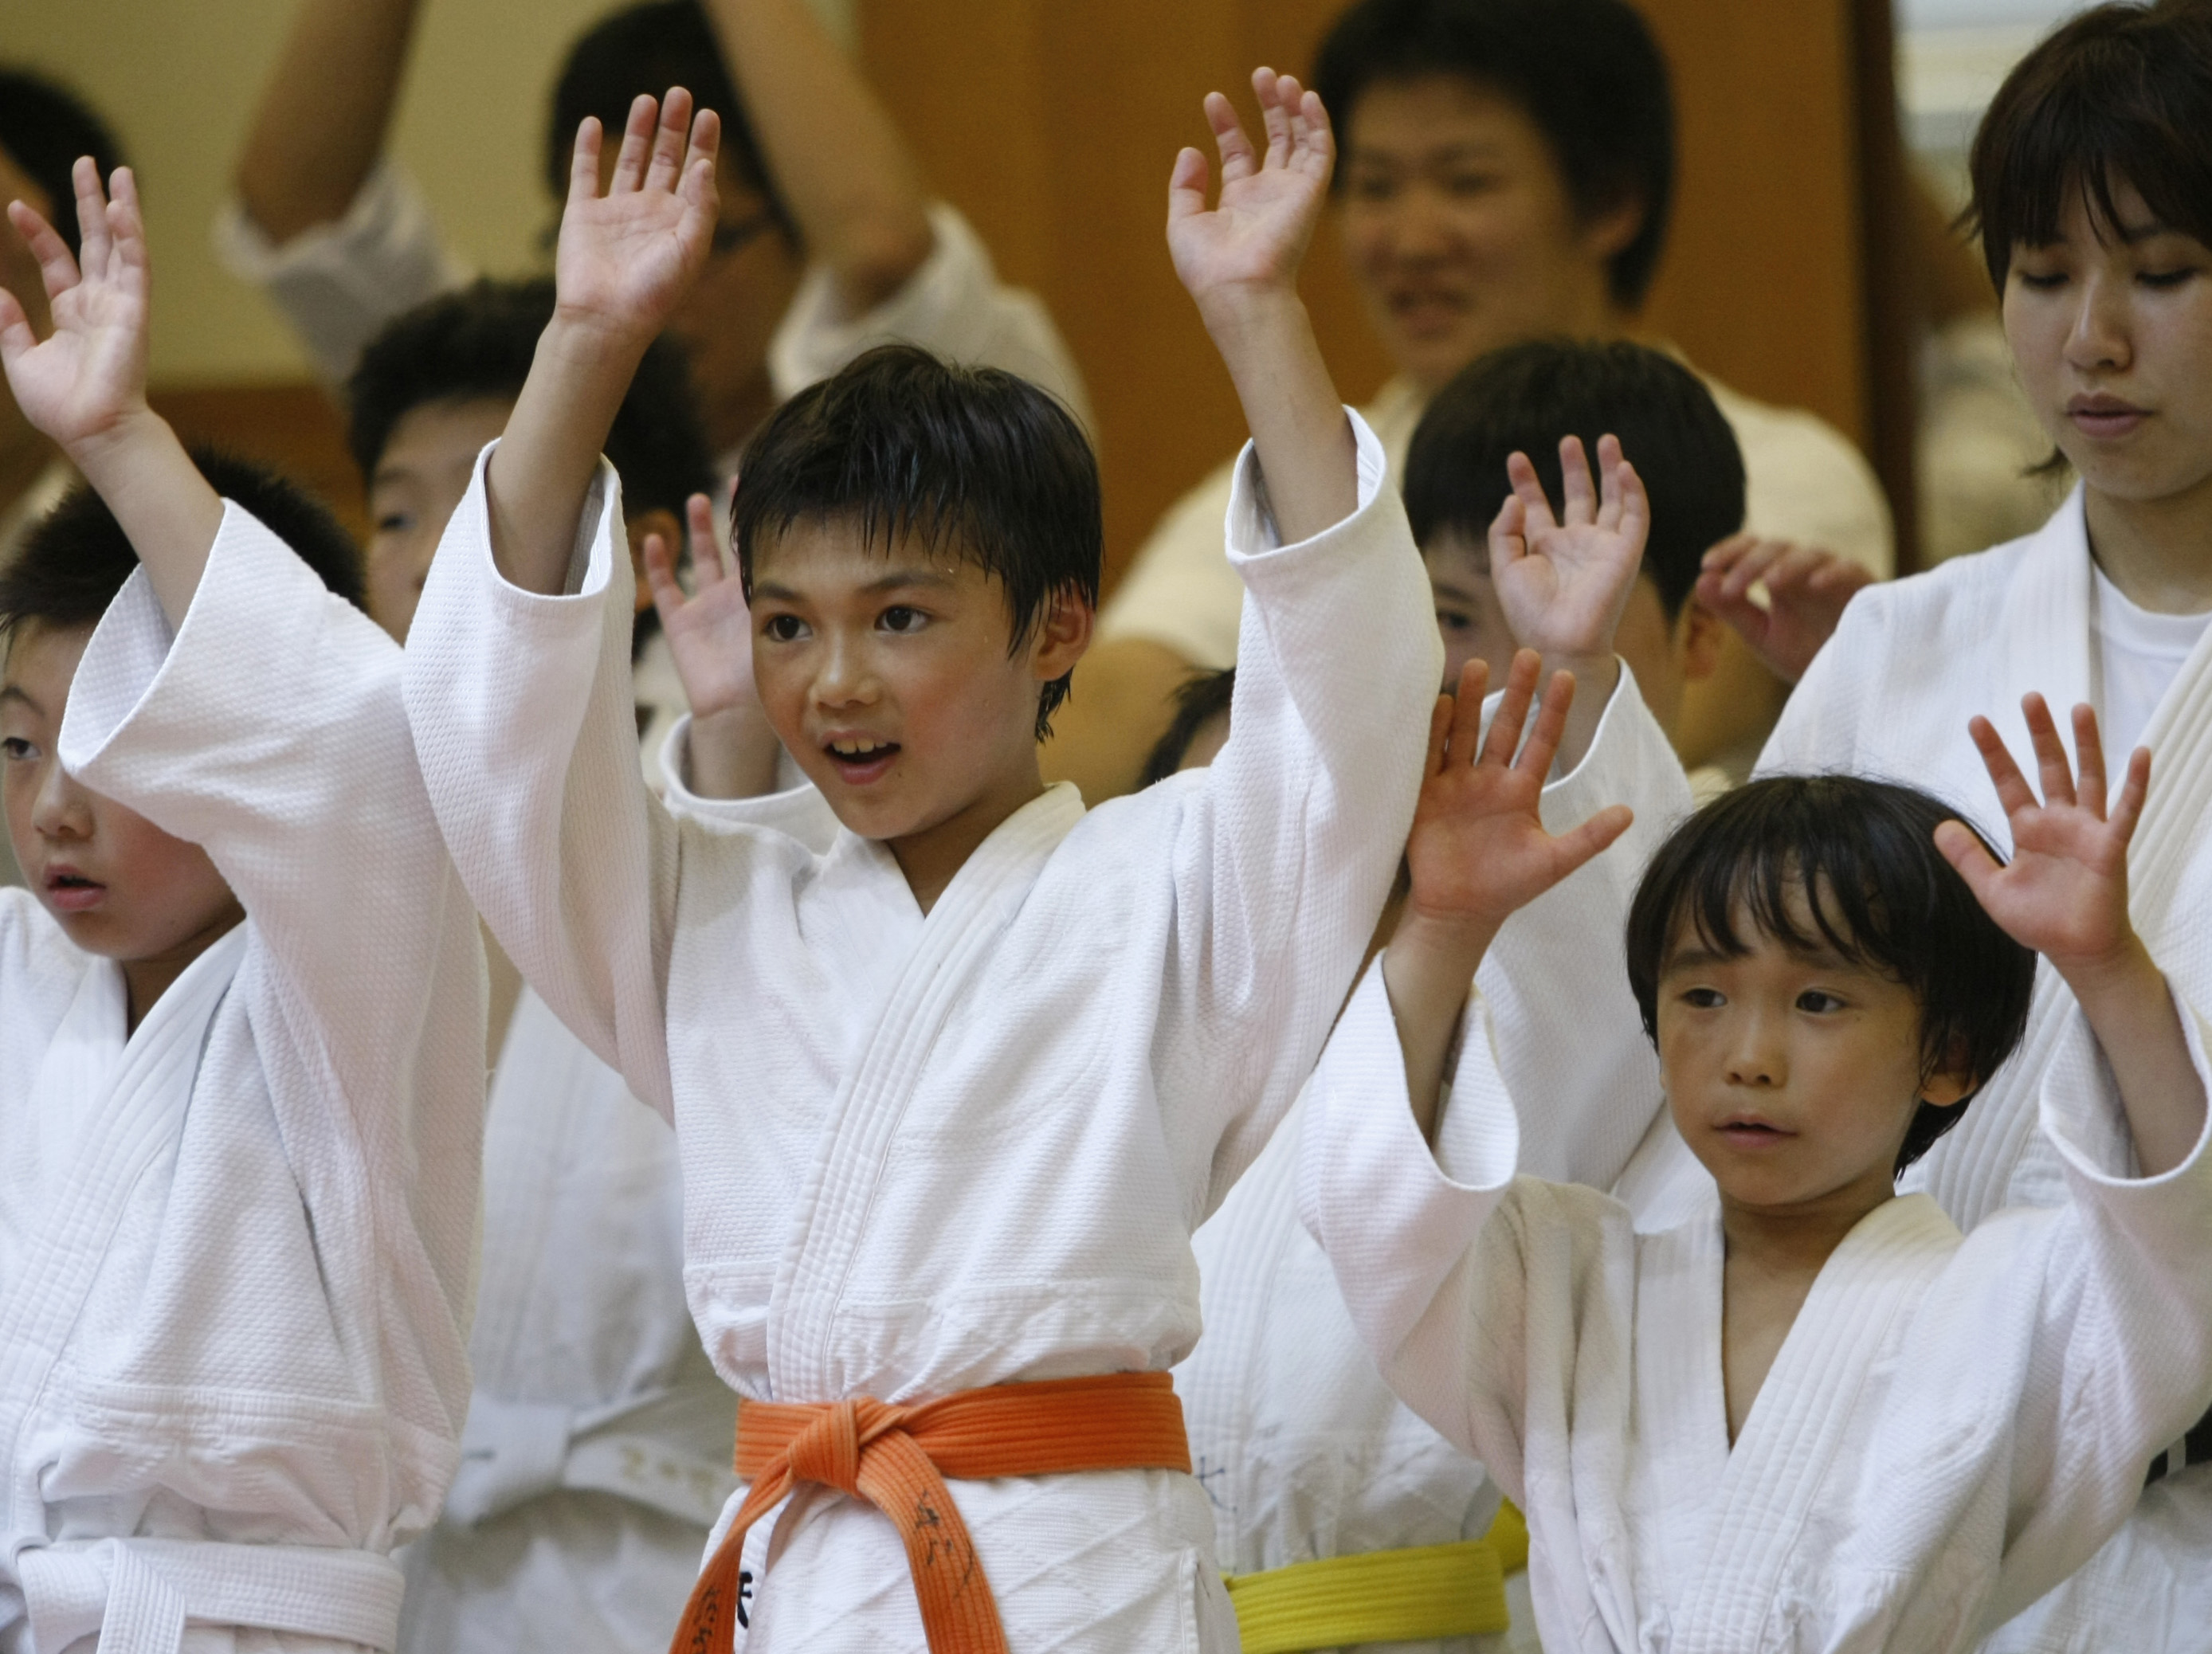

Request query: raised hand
[
  {"left": 1936, "top": 696, "right": 2146, "bottom": 974},
  {"left": 1404, "top": 650, "right": 1635, "bottom": 933},
  {"left": 1167, "top": 69, "right": 1333, "bottom": 319},
  {"left": 644, "top": 492, "right": 757, "bottom": 723},
  {"left": 1489, "top": 435, "right": 1648, "bottom": 664},
  {"left": 555, "top": 89, "right": 720, "bottom": 349},
  {"left": 1696, "top": 534, "right": 1873, "bottom": 684},
  {"left": 0, "top": 158, "right": 151, "bottom": 459}
]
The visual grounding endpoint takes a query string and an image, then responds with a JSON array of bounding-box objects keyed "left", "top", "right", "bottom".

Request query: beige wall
[{"left": 0, "top": 0, "right": 850, "bottom": 386}]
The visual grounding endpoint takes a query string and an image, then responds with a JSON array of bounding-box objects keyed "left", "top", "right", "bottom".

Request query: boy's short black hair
[
  {"left": 346, "top": 276, "right": 715, "bottom": 523},
  {"left": 1312, "top": 0, "right": 1675, "bottom": 310},
  {"left": 731, "top": 344, "right": 1100, "bottom": 739},
  {"left": 1139, "top": 667, "right": 1237, "bottom": 787},
  {"left": 1624, "top": 775, "right": 2035, "bottom": 1176},
  {"left": 0, "top": 67, "right": 128, "bottom": 259},
  {"left": 1404, "top": 339, "right": 1743, "bottom": 621},
  {"left": 548, "top": 1, "right": 791, "bottom": 237},
  {"left": 0, "top": 452, "right": 366, "bottom": 641},
  {"left": 1968, "top": 1, "right": 2212, "bottom": 292}
]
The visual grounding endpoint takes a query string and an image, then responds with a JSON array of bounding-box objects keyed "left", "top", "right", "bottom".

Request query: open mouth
[
  {"left": 43, "top": 869, "right": 106, "bottom": 912},
  {"left": 822, "top": 735, "right": 900, "bottom": 785}
]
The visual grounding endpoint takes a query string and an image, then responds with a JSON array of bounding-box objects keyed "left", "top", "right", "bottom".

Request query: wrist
[
  {"left": 64, "top": 401, "right": 167, "bottom": 487},
  {"left": 1194, "top": 284, "right": 1315, "bottom": 359},
  {"left": 2051, "top": 931, "right": 2160, "bottom": 1009},
  {"left": 1391, "top": 904, "right": 1502, "bottom": 979}
]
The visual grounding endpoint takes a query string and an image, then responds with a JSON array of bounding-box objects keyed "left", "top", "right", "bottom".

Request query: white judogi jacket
[
  {"left": 0, "top": 511, "right": 484, "bottom": 1654},
  {"left": 1303, "top": 958, "right": 2212, "bottom": 1654},
  {"left": 1176, "top": 672, "right": 1692, "bottom": 1654},
  {"left": 402, "top": 414, "right": 1439, "bottom": 1651},
  {"left": 1759, "top": 487, "right": 2212, "bottom": 1653}
]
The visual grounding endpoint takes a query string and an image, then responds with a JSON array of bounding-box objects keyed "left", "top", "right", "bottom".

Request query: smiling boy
[
  {"left": 403, "top": 76, "right": 1441, "bottom": 1651},
  {"left": 1304, "top": 655, "right": 2212, "bottom": 1653}
]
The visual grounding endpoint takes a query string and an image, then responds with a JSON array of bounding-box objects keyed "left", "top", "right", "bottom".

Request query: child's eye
[
  {"left": 2139, "top": 267, "right": 2198, "bottom": 289},
  {"left": 1435, "top": 607, "right": 1473, "bottom": 634},
  {"left": 1, "top": 737, "right": 30, "bottom": 761},
  {"left": 1346, "top": 172, "right": 1398, "bottom": 203},
  {"left": 879, "top": 606, "right": 927, "bottom": 634},
  {"left": 1796, "top": 990, "right": 1846, "bottom": 1013},
  {"left": 1444, "top": 170, "right": 1503, "bottom": 199},
  {"left": 2013, "top": 269, "right": 2067, "bottom": 292},
  {"left": 760, "top": 613, "right": 806, "bottom": 642},
  {"left": 1680, "top": 986, "right": 1724, "bottom": 1009},
  {"left": 374, "top": 511, "right": 414, "bottom": 535}
]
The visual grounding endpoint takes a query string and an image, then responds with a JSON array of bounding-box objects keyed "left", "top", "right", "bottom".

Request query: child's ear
[
  {"left": 1920, "top": 1038, "right": 1979, "bottom": 1109},
  {"left": 1677, "top": 602, "right": 1725, "bottom": 683},
  {"left": 1029, "top": 585, "right": 1094, "bottom": 683},
  {"left": 624, "top": 508, "right": 684, "bottom": 617}
]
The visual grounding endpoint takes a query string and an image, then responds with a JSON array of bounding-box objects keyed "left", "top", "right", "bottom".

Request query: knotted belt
[{"left": 669, "top": 1370, "right": 1192, "bottom": 1654}]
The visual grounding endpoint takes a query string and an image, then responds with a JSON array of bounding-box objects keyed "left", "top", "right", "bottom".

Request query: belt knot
[{"left": 783, "top": 1397, "right": 884, "bottom": 1497}]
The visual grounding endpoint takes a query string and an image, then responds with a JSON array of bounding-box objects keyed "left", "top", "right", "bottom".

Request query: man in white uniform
[
  {"left": 1051, "top": 0, "right": 1891, "bottom": 802},
  {"left": 0, "top": 167, "right": 484, "bottom": 1654}
]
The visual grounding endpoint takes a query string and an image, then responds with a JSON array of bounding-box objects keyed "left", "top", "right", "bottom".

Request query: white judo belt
[
  {"left": 15, "top": 1536, "right": 403, "bottom": 1654},
  {"left": 442, "top": 1388, "right": 738, "bottom": 1531}
]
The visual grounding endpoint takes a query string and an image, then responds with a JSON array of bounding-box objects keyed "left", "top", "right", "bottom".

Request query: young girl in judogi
[
  {"left": 400, "top": 73, "right": 1662, "bottom": 1652},
  {"left": 0, "top": 164, "right": 484, "bottom": 1654},
  {"left": 1684, "top": 6, "right": 2212, "bottom": 1646},
  {"left": 1304, "top": 649, "right": 2212, "bottom": 1654}
]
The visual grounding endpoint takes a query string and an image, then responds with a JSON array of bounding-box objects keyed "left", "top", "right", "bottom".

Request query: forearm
[
  {"left": 701, "top": 0, "right": 933, "bottom": 316},
  {"left": 69, "top": 408, "right": 224, "bottom": 629},
  {"left": 1536, "top": 652, "right": 1621, "bottom": 778},
  {"left": 2061, "top": 942, "right": 2210, "bottom": 1177},
  {"left": 234, "top": 0, "right": 421, "bottom": 245},
  {"left": 487, "top": 318, "right": 649, "bottom": 594},
  {"left": 1382, "top": 911, "right": 1498, "bottom": 1143},
  {"left": 683, "top": 705, "right": 785, "bottom": 798},
  {"left": 1202, "top": 290, "right": 1356, "bottom": 547}
]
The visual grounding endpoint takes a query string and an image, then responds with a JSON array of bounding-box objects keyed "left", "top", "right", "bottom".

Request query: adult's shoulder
[{"left": 1700, "top": 370, "right": 1896, "bottom": 577}]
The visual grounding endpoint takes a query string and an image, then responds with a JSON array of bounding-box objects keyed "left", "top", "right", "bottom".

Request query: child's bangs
[{"left": 1658, "top": 833, "right": 1899, "bottom": 987}]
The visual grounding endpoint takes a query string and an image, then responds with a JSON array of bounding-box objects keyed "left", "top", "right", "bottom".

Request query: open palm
[
  {"left": 644, "top": 493, "right": 759, "bottom": 723},
  {"left": 555, "top": 90, "right": 720, "bottom": 344},
  {"left": 1936, "top": 696, "right": 2145, "bottom": 970},
  {"left": 1167, "top": 69, "right": 1333, "bottom": 309},
  {"left": 1406, "top": 652, "right": 1634, "bottom": 929},
  {"left": 1489, "top": 434, "right": 1649, "bottom": 660},
  {"left": 1696, "top": 534, "right": 1873, "bottom": 684},
  {"left": 0, "top": 158, "right": 150, "bottom": 453}
]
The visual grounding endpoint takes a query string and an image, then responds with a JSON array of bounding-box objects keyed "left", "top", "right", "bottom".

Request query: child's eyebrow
[
  {"left": 1661, "top": 943, "right": 1735, "bottom": 974},
  {"left": 0, "top": 683, "right": 41, "bottom": 715}
]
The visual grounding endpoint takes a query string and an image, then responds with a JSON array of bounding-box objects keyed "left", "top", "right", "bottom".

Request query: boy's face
[
  {"left": 1336, "top": 76, "right": 1643, "bottom": 394},
  {"left": 747, "top": 518, "right": 1090, "bottom": 845},
  {"left": 2004, "top": 178, "right": 2212, "bottom": 516},
  {"left": 1423, "top": 529, "right": 1718, "bottom": 739},
  {"left": 367, "top": 395, "right": 515, "bottom": 641},
  {"left": 2, "top": 622, "right": 241, "bottom": 961},
  {"left": 1655, "top": 886, "right": 1971, "bottom": 1219}
]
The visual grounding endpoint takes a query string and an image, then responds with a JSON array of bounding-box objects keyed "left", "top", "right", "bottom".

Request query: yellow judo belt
[{"left": 1225, "top": 1502, "right": 1529, "bottom": 1654}]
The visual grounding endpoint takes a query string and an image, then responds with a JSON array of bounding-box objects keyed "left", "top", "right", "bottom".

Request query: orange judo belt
[{"left": 669, "top": 1370, "right": 1193, "bottom": 1654}]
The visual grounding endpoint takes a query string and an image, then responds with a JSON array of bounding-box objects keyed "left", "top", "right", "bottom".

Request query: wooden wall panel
[{"left": 861, "top": 0, "right": 1876, "bottom": 589}]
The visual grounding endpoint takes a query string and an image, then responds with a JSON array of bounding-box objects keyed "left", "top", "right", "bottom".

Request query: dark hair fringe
[
  {"left": 0, "top": 67, "right": 128, "bottom": 259},
  {"left": 1, "top": 450, "right": 365, "bottom": 639},
  {"left": 1966, "top": 0, "right": 2212, "bottom": 292},
  {"left": 731, "top": 345, "right": 1100, "bottom": 741},
  {"left": 1139, "top": 667, "right": 1238, "bottom": 787},
  {"left": 1624, "top": 775, "right": 2037, "bottom": 1176},
  {"left": 1404, "top": 338, "right": 1744, "bottom": 619},
  {"left": 1312, "top": 0, "right": 1675, "bottom": 310},
  {"left": 547, "top": 0, "right": 792, "bottom": 237}
]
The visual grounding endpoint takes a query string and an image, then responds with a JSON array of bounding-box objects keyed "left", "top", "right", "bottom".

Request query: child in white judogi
[
  {"left": 394, "top": 75, "right": 1563, "bottom": 1650},
  {"left": 1684, "top": 10, "right": 2212, "bottom": 1648},
  {"left": 0, "top": 164, "right": 483, "bottom": 1654},
  {"left": 1304, "top": 646, "right": 2212, "bottom": 1654}
]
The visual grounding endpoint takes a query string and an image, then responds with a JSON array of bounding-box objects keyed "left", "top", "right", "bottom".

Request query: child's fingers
[
  {"left": 1593, "top": 434, "right": 1625, "bottom": 531},
  {"left": 2110, "top": 747, "right": 2152, "bottom": 848},
  {"left": 2021, "top": 694, "right": 2077, "bottom": 809},
  {"left": 72, "top": 156, "right": 111, "bottom": 280},
  {"left": 682, "top": 108, "right": 722, "bottom": 211},
  {"left": 1167, "top": 147, "right": 1211, "bottom": 221},
  {"left": 1505, "top": 450, "right": 1557, "bottom": 535},
  {"left": 1253, "top": 69, "right": 1292, "bottom": 168},
  {"left": 1550, "top": 803, "right": 1634, "bottom": 880},
  {"left": 7, "top": 199, "right": 78, "bottom": 302},
  {"left": 1292, "top": 85, "right": 1335, "bottom": 176},
  {"left": 1446, "top": 657, "right": 1488, "bottom": 761},
  {"left": 1516, "top": 668, "right": 1576, "bottom": 779},
  {"left": 645, "top": 87, "right": 694, "bottom": 193},
  {"left": 1933, "top": 818, "right": 2002, "bottom": 900},
  {"left": 1488, "top": 492, "right": 1527, "bottom": 571},
  {"left": 569, "top": 117, "right": 605, "bottom": 207},
  {"left": 1701, "top": 532, "right": 1759, "bottom": 573},
  {"left": 613, "top": 94, "right": 659, "bottom": 192},
  {"left": 1715, "top": 538, "right": 1788, "bottom": 604},
  {"left": 1422, "top": 692, "right": 1453, "bottom": 779},
  {"left": 642, "top": 531, "right": 684, "bottom": 625},
  {"left": 2070, "top": 702, "right": 2108, "bottom": 820},
  {"left": 1967, "top": 713, "right": 2039, "bottom": 819},
  {"left": 684, "top": 492, "right": 724, "bottom": 582},
  {"left": 0, "top": 284, "right": 36, "bottom": 366},
  {"left": 1204, "top": 92, "right": 1257, "bottom": 185},
  {"left": 1612, "top": 459, "right": 1647, "bottom": 558},
  {"left": 1481, "top": 649, "right": 1543, "bottom": 768},
  {"left": 1558, "top": 435, "right": 1594, "bottom": 527}
]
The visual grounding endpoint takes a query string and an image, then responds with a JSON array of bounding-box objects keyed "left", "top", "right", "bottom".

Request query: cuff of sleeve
[
  {"left": 1224, "top": 408, "right": 1389, "bottom": 562},
  {"left": 1535, "top": 659, "right": 1693, "bottom": 829},
  {"left": 465, "top": 442, "right": 622, "bottom": 606},
  {"left": 657, "top": 715, "right": 839, "bottom": 845},
  {"left": 2042, "top": 987, "right": 2212, "bottom": 1192}
]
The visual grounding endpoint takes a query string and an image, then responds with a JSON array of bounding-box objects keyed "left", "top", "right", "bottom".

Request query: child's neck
[
  {"left": 886, "top": 757, "right": 1050, "bottom": 915},
  {"left": 119, "top": 902, "right": 245, "bottom": 1035},
  {"left": 1716, "top": 1173, "right": 1895, "bottom": 1445}
]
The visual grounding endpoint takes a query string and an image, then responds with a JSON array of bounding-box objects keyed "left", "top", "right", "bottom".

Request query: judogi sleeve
[
  {"left": 769, "top": 202, "right": 1095, "bottom": 435},
  {"left": 1298, "top": 964, "right": 1625, "bottom": 1506},
  {"left": 1174, "top": 413, "right": 1441, "bottom": 1201},
  {"left": 57, "top": 502, "right": 485, "bottom": 1296},
  {"left": 212, "top": 161, "right": 471, "bottom": 386},
  {"left": 405, "top": 448, "right": 684, "bottom": 1118},
  {"left": 1972, "top": 997, "right": 2212, "bottom": 1626}
]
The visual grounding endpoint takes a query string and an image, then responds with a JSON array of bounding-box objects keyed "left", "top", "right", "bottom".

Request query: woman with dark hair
[{"left": 1754, "top": 6, "right": 2212, "bottom": 1648}]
